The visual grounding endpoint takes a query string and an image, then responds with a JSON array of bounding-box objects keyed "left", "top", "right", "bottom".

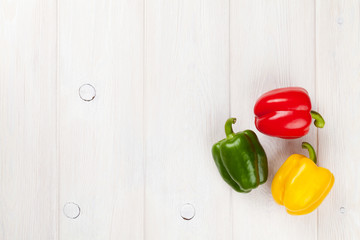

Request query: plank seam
[
  {"left": 228, "top": 1, "right": 233, "bottom": 240},
  {"left": 142, "top": 0, "right": 146, "bottom": 239},
  {"left": 56, "top": 0, "right": 60, "bottom": 238}
]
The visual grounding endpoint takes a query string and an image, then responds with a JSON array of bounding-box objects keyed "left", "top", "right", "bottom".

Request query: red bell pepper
[{"left": 254, "top": 87, "right": 325, "bottom": 139}]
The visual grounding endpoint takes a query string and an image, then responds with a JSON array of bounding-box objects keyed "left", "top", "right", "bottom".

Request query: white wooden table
[{"left": 0, "top": 0, "right": 359, "bottom": 239}]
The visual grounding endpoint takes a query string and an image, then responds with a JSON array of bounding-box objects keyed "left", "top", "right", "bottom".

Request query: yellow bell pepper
[{"left": 271, "top": 142, "right": 334, "bottom": 215}]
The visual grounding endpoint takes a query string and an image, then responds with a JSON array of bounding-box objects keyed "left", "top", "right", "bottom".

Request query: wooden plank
[
  {"left": 58, "top": 0, "right": 144, "bottom": 239},
  {"left": 144, "top": 0, "right": 231, "bottom": 239},
  {"left": 316, "top": 0, "right": 360, "bottom": 239},
  {"left": 0, "top": 0, "right": 58, "bottom": 239},
  {"left": 230, "top": 0, "right": 317, "bottom": 239}
]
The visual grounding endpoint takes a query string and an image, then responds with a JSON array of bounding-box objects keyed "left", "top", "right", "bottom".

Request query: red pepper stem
[
  {"left": 310, "top": 110, "right": 325, "bottom": 128},
  {"left": 225, "top": 118, "right": 236, "bottom": 138},
  {"left": 302, "top": 142, "right": 317, "bottom": 164}
]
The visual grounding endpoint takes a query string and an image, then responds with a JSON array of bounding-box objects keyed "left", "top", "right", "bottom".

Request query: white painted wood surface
[
  {"left": 0, "top": 0, "right": 359, "bottom": 239},
  {"left": 58, "top": 0, "right": 144, "bottom": 239},
  {"left": 0, "top": 0, "right": 58, "bottom": 239},
  {"left": 230, "top": 1, "right": 317, "bottom": 239},
  {"left": 316, "top": 0, "right": 360, "bottom": 239},
  {"left": 144, "top": 1, "right": 230, "bottom": 239}
]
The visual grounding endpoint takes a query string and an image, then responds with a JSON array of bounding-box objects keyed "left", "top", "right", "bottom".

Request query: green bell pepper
[{"left": 212, "top": 118, "right": 268, "bottom": 193}]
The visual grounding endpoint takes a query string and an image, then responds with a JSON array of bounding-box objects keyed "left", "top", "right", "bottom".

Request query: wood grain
[
  {"left": 316, "top": 0, "right": 360, "bottom": 239},
  {"left": 1, "top": 0, "right": 360, "bottom": 239},
  {"left": 144, "top": 0, "right": 231, "bottom": 239},
  {"left": 230, "top": 0, "right": 317, "bottom": 239},
  {"left": 0, "top": 0, "right": 58, "bottom": 239},
  {"left": 58, "top": 0, "right": 144, "bottom": 239}
]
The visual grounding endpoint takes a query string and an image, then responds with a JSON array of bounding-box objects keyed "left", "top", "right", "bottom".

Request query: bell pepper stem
[
  {"left": 302, "top": 142, "right": 317, "bottom": 164},
  {"left": 225, "top": 118, "right": 236, "bottom": 138},
  {"left": 310, "top": 110, "right": 325, "bottom": 128}
]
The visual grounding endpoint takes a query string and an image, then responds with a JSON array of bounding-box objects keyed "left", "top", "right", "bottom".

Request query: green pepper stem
[
  {"left": 302, "top": 142, "right": 317, "bottom": 164},
  {"left": 311, "top": 110, "right": 325, "bottom": 128},
  {"left": 225, "top": 118, "right": 236, "bottom": 138}
]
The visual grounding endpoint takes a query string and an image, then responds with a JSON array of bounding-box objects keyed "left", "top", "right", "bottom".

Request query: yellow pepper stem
[{"left": 302, "top": 142, "right": 317, "bottom": 164}]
